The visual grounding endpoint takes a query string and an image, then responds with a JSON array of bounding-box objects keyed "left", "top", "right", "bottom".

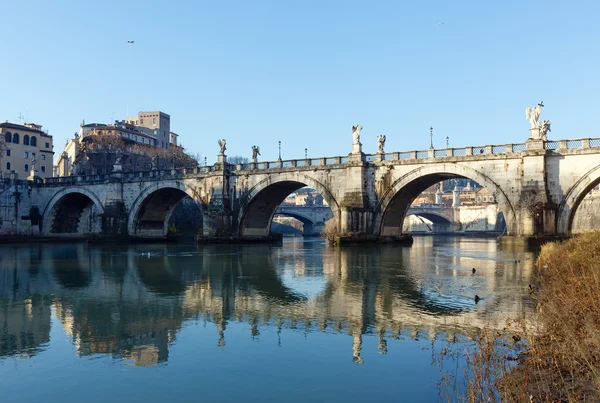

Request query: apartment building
[{"left": 0, "top": 122, "right": 54, "bottom": 179}]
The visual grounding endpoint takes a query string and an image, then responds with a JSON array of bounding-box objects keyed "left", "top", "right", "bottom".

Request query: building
[
  {"left": 126, "top": 111, "right": 171, "bottom": 150},
  {"left": 0, "top": 122, "right": 54, "bottom": 179},
  {"left": 56, "top": 111, "right": 177, "bottom": 176}
]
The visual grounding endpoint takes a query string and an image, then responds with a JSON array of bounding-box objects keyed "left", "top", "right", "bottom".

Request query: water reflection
[{"left": 0, "top": 237, "right": 535, "bottom": 367}]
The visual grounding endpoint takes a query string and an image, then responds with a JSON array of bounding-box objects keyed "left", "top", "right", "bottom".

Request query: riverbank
[{"left": 471, "top": 232, "right": 600, "bottom": 402}]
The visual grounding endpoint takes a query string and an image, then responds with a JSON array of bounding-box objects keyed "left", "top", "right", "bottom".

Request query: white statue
[
  {"left": 377, "top": 134, "right": 386, "bottom": 153},
  {"left": 526, "top": 101, "right": 551, "bottom": 140},
  {"left": 539, "top": 120, "right": 551, "bottom": 141},
  {"left": 352, "top": 125, "right": 362, "bottom": 144},
  {"left": 218, "top": 139, "right": 227, "bottom": 154},
  {"left": 526, "top": 101, "right": 544, "bottom": 129},
  {"left": 251, "top": 145, "right": 260, "bottom": 162}
]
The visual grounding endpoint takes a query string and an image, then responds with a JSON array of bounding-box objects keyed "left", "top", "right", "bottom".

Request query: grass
[{"left": 455, "top": 232, "right": 600, "bottom": 402}]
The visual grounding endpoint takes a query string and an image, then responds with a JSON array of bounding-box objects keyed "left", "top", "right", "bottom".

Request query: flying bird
[
  {"left": 437, "top": 21, "right": 445, "bottom": 25},
  {"left": 127, "top": 40, "right": 135, "bottom": 44}
]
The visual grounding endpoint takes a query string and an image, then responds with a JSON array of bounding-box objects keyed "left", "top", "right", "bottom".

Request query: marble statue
[
  {"left": 218, "top": 139, "right": 227, "bottom": 154},
  {"left": 151, "top": 154, "right": 158, "bottom": 170},
  {"left": 251, "top": 145, "right": 260, "bottom": 162},
  {"left": 539, "top": 120, "right": 551, "bottom": 141},
  {"left": 526, "top": 101, "right": 544, "bottom": 129},
  {"left": 526, "top": 101, "right": 551, "bottom": 140},
  {"left": 30, "top": 155, "right": 37, "bottom": 172},
  {"left": 352, "top": 125, "right": 362, "bottom": 144},
  {"left": 377, "top": 135, "right": 386, "bottom": 153}
]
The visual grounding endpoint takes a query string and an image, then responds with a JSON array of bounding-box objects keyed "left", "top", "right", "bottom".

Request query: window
[
  {"left": 489, "top": 196, "right": 494, "bottom": 202},
  {"left": 483, "top": 196, "right": 487, "bottom": 202},
  {"left": 12, "top": 133, "right": 19, "bottom": 144},
  {"left": 24, "top": 164, "right": 29, "bottom": 172},
  {"left": 6, "top": 162, "right": 10, "bottom": 170},
  {"left": 153, "top": 118, "right": 156, "bottom": 124},
  {"left": 477, "top": 196, "right": 481, "bottom": 202},
  {"left": 6, "top": 149, "right": 10, "bottom": 157},
  {"left": 32, "top": 152, "right": 36, "bottom": 159},
  {"left": 41, "top": 154, "right": 46, "bottom": 160},
  {"left": 41, "top": 166, "right": 46, "bottom": 173},
  {"left": 30, "top": 136, "right": 37, "bottom": 147},
  {"left": 45, "top": 142, "right": 50, "bottom": 148},
  {"left": 24, "top": 151, "right": 29, "bottom": 159},
  {"left": 23, "top": 135, "right": 30, "bottom": 146},
  {"left": 140, "top": 119, "right": 144, "bottom": 124},
  {"left": 4, "top": 132, "right": 11, "bottom": 143}
]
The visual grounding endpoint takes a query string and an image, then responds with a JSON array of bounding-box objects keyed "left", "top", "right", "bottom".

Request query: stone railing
[{"left": 40, "top": 137, "right": 600, "bottom": 184}]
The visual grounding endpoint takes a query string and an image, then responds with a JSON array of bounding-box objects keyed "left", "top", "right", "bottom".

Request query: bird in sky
[
  {"left": 437, "top": 21, "right": 445, "bottom": 26},
  {"left": 127, "top": 40, "right": 135, "bottom": 44}
]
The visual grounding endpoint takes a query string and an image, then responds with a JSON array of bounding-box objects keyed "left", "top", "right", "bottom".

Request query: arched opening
[
  {"left": 44, "top": 191, "right": 103, "bottom": 235},
  {"left": 12, "top": 133, "right": 19, "bottom": 144},
  {"left": 403, "top": 212, "right": 454, "bottom": 233},
  {"left": 557, "top": 165, "right": 600, "bottom": 235},
  {"left": 378, "top": 169, "right": 513, "bottom": 237},
  {"left": 30, "top": 136, "right": 37, "bottom": 147},
  {"left": 568, "top": 183, "right": 600, "bottom": 234},
  {"left": 239, "top": 181, "right": 336, "bottom": 238},
  {"left": 6, "top": 162, "right": 10, "bottom": 170},
  {"left": 23, "top": 135, "right": 30, "bottom": 146},
  {"left": 4, "top": 132, "right": 11, "bottom": 143},
  {"left": 130, "top": 187, "right": 202, "bottom": 238},
  {"left": 273, "top": 205, "right": 334, "bottom": 237}
]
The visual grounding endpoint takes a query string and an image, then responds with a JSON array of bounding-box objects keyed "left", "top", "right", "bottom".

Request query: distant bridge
[
  {"left": 405, "top": 205, "right": 505, "bottom": 233},
  {"left": 274, "top": 205, "right": 334, "bottom": 235}
]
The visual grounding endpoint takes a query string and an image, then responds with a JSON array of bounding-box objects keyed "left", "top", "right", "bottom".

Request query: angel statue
[
  {"left": 539, "top": 120, "right": 551, "bottom": 141},
  {"left": 352, "top": 125, "right": 363, "bottom": 144},
  {"left": 251, "top": 145, "right": 261, "bottom": 162},
  {"left": 377, "top": 134, "right": 386, "bottom": 153},
  {"left": 526, "top": 101, "right": 544, "bottom": 129},
  {"left": 218, "top": 139, "right": 227, "bottom": 154}
]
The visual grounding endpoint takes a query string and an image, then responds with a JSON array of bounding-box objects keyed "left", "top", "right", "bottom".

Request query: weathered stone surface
[{"left": 0, "top": 140, "right": 599, "bottom": 240}]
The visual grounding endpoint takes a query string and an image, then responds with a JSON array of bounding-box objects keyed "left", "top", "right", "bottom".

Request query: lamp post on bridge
[
  {"left": 278, "top": 140, "right": 282, "bottom": 161},
  {"left": 429, "top": 127, "right": 434, "bottom": 150},
  {"left": 305, "top": 148, "right": 307, "bottom": 159},
  {"left": 446, "top": 136, "right": 449, "bottom": 148}
]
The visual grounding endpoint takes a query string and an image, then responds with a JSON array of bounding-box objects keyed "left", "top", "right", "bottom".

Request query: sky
[{"left": 1, "top": 0, "right": 599, "bottom": 164}]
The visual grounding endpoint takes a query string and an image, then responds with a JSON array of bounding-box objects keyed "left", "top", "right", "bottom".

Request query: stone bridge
[
  {"left": 274, "top": 205, "right": 334, "bottom": 235},
  {"left": 406, "top": 205, "right": 505, "bottom": 233},
  {"left": 2, "top": 135, "right": 600, "bottom": 240}
]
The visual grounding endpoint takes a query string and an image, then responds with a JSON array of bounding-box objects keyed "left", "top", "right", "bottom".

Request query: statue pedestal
[
  {"left": 376, "top": 152, "right": 384, "bottom": 162},
  {"left": 217, "top": 154, "right": 227, "bottom": 164},
  {"left": 27, "top": 169, "right": 41, "bottom": 183},
  {"left": 351, "top": 142, "right": 362, "bottom": 154}
]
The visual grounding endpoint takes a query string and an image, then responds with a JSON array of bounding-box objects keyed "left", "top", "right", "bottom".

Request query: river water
[{"left": 0, "top": 236, "right": 536, "bottom": 402}]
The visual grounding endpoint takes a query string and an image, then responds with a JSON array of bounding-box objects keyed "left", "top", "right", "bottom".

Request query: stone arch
[
  {"left": 557, "top": 164, "right": 600, "bottom": 235},
  {"left": 237, "top": 173, "right": 339, "bottom": 237},
  {"left": 375, "top": 164, "right": 516, "bottom": 236},
  {"left": 405, "top": 211, "right": 453, "bottom": 224},
  {"left": 127, "top": 181, "right": 205, "bottom": 238},
  {"left": 42, "top": 188, "right": 105, "bottom": 235}
]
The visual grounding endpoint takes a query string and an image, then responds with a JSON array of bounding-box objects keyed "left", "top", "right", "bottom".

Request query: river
[{"left": 0, "top": 236, "right": 536, "bottom": 402}]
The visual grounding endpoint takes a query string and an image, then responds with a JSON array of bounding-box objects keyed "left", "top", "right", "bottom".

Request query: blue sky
[{"left": 1, "top": 0, "right": 599, "bottom": 163}]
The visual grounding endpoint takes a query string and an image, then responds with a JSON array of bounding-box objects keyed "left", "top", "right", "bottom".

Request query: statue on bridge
[
  {"left": 251, "top": 145, "right": 260, "bottom": 162},
  {"left": 377, "top": 134, "right": 386, "bottom": 153},
  {"left": 539, "top": 120, "right": 551, "bottom": 141},
  {"left": 526, "top": 101, "right": 544, "bottom": 129},
  {"left": 218, "top": 139, "right": 227, "bottom": 155},
  {"left": 352, "top": 125, "right": 362, "bottom": 144},
  {"left": 526, "top": 101, "right": 551, "bottom": 140}
]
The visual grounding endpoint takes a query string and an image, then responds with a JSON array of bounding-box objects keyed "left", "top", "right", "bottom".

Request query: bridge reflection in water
[{"left": 0, "top": 238, "right": 535, "bottom": 367}]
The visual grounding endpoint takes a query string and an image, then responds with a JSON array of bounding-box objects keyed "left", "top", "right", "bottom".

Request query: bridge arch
[
  {"left": 42, "top": 188, "right": 105, "bottom": 236},
  {"left": 375, "top": 164, "right": 516, "bottom": 236},
  {"left": 237, "top": 173, "right": 339, "bottom": 237},
  {"left": 127, "top": 181, "right": 204, "bottom": 238},
  {"left": 557, "top": 163, "right": 600, "bottom": 235}
]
